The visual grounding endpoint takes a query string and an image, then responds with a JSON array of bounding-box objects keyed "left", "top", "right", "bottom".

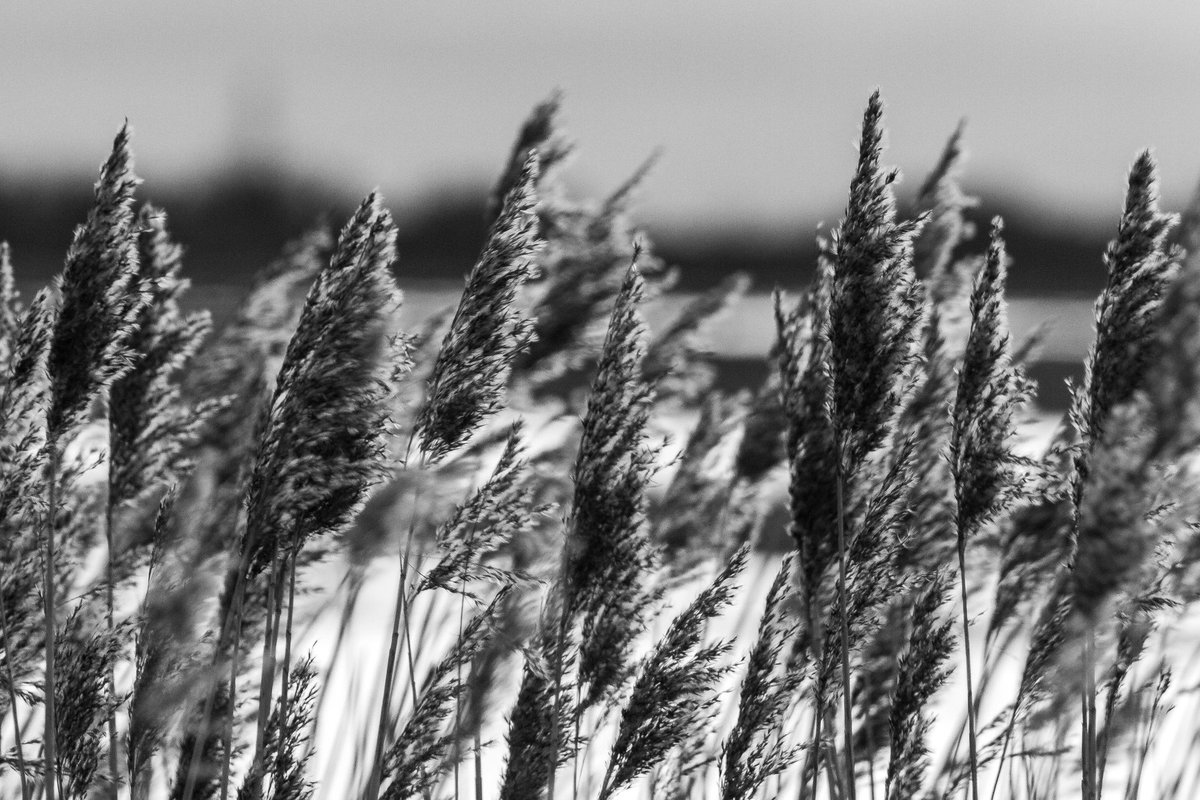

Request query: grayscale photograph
[{"left": 1, "top": 4, "right": 1197, "bottom": 799}]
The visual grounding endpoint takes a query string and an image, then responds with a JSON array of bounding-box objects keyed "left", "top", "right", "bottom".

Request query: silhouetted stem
[
  {"left": 957, "top": 534, "right": 981, "bottom": 800},
  {"left": 835, "top": 466, "right": 857, "bottom": 800},
  {"left": 43, "top": 444, "right": 61, "bottom": 800}
]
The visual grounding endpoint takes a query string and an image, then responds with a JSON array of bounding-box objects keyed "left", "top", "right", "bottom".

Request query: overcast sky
[{"left": 3, "top": 1, "right": 1199, "bottom": 230}]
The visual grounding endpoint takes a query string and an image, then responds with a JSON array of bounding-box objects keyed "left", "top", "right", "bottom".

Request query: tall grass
[{"left": 3, "top": 91, "right": 1200, "bottom": 800}]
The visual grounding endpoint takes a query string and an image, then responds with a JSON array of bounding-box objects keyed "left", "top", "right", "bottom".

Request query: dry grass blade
[{"left": 241, "top": 193, "right": 400, "bottom": 578}]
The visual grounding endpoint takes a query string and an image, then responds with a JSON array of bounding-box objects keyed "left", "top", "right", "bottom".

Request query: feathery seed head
[
  {"left": 950, "top": 218, "right": 1030, "bottom": 539},
  {"left": 565, "top": 256, "right": 662, "bottom": 706},
  {"left": 774, "top": 285, "right": 840, "bottom": 650},
  {"left": 489, "top": 90, "right": 573, "bottom": 224},
  {"left": 1076, "top": 150, "right": 1178, "bottom": 450},
  {"left": 828, "top": 91, "right": 928, "bottom": 472},
  {"left": 417, "top": 424, "right": 539, "bottom": 596},
  {"left": 884, "top": 572, "right": 955, "bottom": 800},
  {"left": 1145, "top": 259, "right": 1200, "bottom": 460},
  {"left": 601, "top": 547, "right": 748, "bottom": 800},
  {"left": 913, "top": 120, "right": 979, "bottom": 287},
  {"left": 243, "top": 193, "right": 401, "bottom": 576},
  {"left": 417, "top": 153, "right": 542, "bottom": 463},
  {"left": 721, "top": 556, "right": 803, "bottom": 800},
  {"left": 46, "top": 123, "right": 147, "bottom": 444},
  {"left": 382, "top": 591, "right": 509, "bottom": 800},
  {"left": 109, "top": 206, "right": 215, "bottom": 514}
]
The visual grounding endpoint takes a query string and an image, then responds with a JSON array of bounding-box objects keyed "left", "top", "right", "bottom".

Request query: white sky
[{"left": 3, "top": 1, "right": 1200, "bottom": 229}]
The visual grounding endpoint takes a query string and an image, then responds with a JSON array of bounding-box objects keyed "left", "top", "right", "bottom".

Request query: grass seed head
[{"left": 417, "top": 153, "right": 541, "bottom": 463}]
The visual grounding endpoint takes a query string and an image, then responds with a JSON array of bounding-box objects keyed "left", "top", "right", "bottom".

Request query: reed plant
[{"left": 4, "top": 91, "right": 1200, "bottom": 800}]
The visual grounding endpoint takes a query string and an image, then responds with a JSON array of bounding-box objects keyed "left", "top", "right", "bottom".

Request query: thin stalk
[
  {"left": 369, "top": 547, "right": 408, "bottom": 800},
  {"left": 250, "top": 551, "right": 285, "bottom": 797},
  {"left": 302, "top": 568, "right": 362, "bottom": 766},
  {"left": 368, "top": 465, "right": 424, "bottom": 800},
  {"left": 865, "top": 726, "right": 876, "bottom": 800},
  {"left": 218, "top": 573, "right": 251, "bottom": 800},
  {"left": 399, "top": 579, "right": 420, "bottom": 710},
  {"left": 546, "top": 580, "right": 572, "bottom": 800},
  {"left": 988, "top": 704, "right": 1019, "bottom": 800},
  {"left": 452, "top": 507, "right": 486, "bottom": 800},
  {"left": 572, "top": 685, "right": 581, "bottom": 800},
  {"left": 184, "top": 510, "right": 261, "bottom": 800},
  {"left": 1096, "top": 655, "right": 1125, "bottom": 794},
  {"left": 43, "top": 444, "right": 61, "bottom": 800},
  {"left": 934, "top": 623, "right": 1018, "bottom": 794},
  {"left": 834, "top": 465, "right": 856, "bottom": 800},
  {"left": 596, "top": 749, "right": 616, "bottom": 800},
  {"left": 0, "top": 591, "right": 31, "bottom": 800},
  {"left": 274, "top": 551, "right": 299, "bottom": 794},
  {"left": 473, "top": 730, "right": 484, "bottom": 800},
  {"left": 824, "top": 740, "right": 846, "bottom": 800},
  {"left": 802, "top": 697, "right": 822, "bottom": 800},
  {"left": 179, "top": 643, "right": 219, "bottom": 800},
  {"left": 454, "top": 581, "right": 468, "bottom": 800},
  {"left": 1128, "top": 664, "right": 1167, "bottom": 800},
  {"left": 1081, "top": 624, "right": 1097, "bottom": 800},
  {"left": 956, "top": 532, "right": 981, "bottom": 800},
  {"left": 103, "top": 500, "right": 120, "bottom": 798}
]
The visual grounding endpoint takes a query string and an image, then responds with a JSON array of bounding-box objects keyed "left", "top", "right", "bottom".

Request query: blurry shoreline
[
  {"left": 3, "top": 171, "right": 1108, "bottom": 410},
  {"left": 2, "top": 170, "right": 1128, "bottom": 293}
]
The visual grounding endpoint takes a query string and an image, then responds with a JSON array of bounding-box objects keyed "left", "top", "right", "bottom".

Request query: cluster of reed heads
[{"left": 3, "top": 90, "right": 1200, "bottom": 800}]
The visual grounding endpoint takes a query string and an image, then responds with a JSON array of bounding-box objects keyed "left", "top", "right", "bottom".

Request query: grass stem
[
  {"left": 957, "top": 534, "right": 981, "bottom": 800},
  {"left": 1082, "top": 622, "right": 1097, "bottom": 800},
  {"left": 103, "top": 500, "right": 120, "bottom": 798},
  {"left": 835, "top": 465, "right": 856, "bottom": 800},
  {"left": 42, "top": 444, "right": 61, "bottom": 800},
  {"left": 1, "top": 592, "right": 31, "bottom": 800}
]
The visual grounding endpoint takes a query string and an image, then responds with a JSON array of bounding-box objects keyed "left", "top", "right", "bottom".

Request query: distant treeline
[{"left": 1, "top": 167, "right": 1114, "bottom": 294}]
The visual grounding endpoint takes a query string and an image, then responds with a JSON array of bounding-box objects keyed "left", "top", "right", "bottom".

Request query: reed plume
[
  {"left": 883, "top": 573, "right": 955, "bottom": 800},
  {"left": 564, "top": 257, "right": 660, "bottom": 708},
  {"left": 598, "top": 547, "right": 747, "bottom": 800},
  {"left": 108, "top": 206, "right": 214, "bottom": 520},
  {"left": 416, "top": 154, "right": 541, "bottom": 463},
  {"left": 720, "top": 556, "right": 802, "bottom": 800},
  {"left": 42, "top": 125, "right": 147, "bottom": 800},
  {"left": 827, "top": 91, "right": 926, "bottom": 474}
]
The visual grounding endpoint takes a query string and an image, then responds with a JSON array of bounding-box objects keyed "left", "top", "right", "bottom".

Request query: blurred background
[{"left": 3, "top": 1, "right": 1199, "bottom": 408}]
